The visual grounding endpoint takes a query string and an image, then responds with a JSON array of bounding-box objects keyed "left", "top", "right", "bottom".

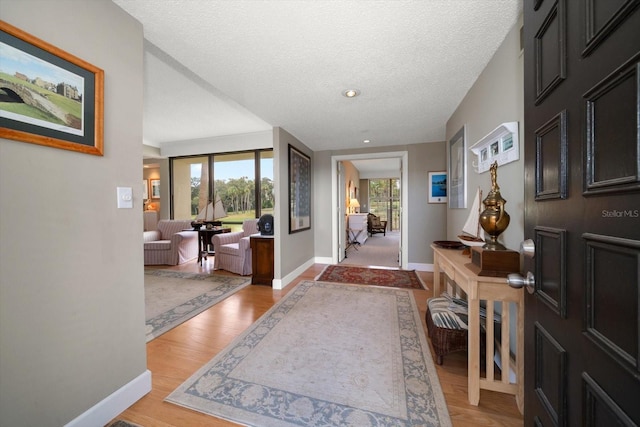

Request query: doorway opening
[{"left": 331, "top": 151, "right": 408, "bottom": 269}]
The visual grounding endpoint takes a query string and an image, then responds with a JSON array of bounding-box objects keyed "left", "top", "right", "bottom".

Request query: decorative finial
[{"left": 489, "top": 161, "right": 500, "bottom": 192}]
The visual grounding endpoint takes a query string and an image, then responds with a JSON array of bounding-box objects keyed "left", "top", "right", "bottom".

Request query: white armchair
[
  {"left": 212, "top": 219, "right": 259, "bottom": 275},
  {"left": 143, "top": 219, "right": 198, "bottom": 265}
]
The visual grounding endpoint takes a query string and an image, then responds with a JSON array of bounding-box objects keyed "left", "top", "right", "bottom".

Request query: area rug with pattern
[
  {"left": 166, "top": 280, "right": 451, "bottom": 427},
  {"left": 145, "top": 269, "right": 250, "bottom": 342},
  {"left": 315, "top": 265, "right": 426, "bottom": 289}
]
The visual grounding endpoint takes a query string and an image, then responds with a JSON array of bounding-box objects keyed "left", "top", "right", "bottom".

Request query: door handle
[
  {"left": 508, "top": 271, "right": 535, "bottom": 294},
  {"left": 508, "top": 238, "right": 536, "bottom": 293}
]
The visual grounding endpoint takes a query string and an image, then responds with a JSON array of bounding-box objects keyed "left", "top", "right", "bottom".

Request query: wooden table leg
[
  {"left": 468, "top": 294, "right": 480, "bottom": 406},
  {"left": 433, "top": 251, "right": 441, "bottom": 297}
]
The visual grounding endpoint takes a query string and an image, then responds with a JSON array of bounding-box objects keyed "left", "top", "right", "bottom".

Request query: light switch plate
[{"left": 117, "top": 187, "right": 133, "bottom": 209}]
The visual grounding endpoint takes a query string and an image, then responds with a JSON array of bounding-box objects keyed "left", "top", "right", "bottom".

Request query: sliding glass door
[
  {"left": 259, "top": 150, "right": 274, "bottom": 216},
  {"left": 213, "top": 152, "right": 255, "bottom": 225},
  {"left": 170, "top": 150, "right": 273, "bottom": 231},
  {"left": 171, "top": 156, "right": 209, "bottom": 220}
]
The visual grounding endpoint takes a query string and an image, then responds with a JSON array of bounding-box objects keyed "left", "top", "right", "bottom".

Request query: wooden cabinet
[{"left": 250, "top": 235, "right": 274, "bottom": 286}]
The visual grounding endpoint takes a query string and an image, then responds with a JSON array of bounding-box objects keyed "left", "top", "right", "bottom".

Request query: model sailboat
[
  {"left": 192, "top": 193, "right": 227, "bottom": 228},
  {"left": 458, "top": 187, "right": 485, "bottom": 247}
]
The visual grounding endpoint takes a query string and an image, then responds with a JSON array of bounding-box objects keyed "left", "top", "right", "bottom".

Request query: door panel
[{"left": 524, "top": 0, "right": 640, "bottom": 425}]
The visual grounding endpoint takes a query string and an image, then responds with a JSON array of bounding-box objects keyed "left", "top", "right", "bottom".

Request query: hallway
[{"left": 341, "top": 230, "right": 400, "bottom": 268}]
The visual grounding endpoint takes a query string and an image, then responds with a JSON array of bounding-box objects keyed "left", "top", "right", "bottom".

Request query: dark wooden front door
[{"left": 523, "top": 1, "right": 640, "bottom": 425}]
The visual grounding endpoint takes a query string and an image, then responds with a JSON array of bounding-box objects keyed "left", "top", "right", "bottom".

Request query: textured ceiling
[{"left": 113, "top": 0, "right": 522, "bottom": 152}]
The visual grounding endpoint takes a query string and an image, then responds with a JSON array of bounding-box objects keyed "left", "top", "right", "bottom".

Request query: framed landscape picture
[
  {"left": 288, "top": 145, "right": 311, "bottom": 233},
  {"left": 0, "top": 20, "right": 104, "bottom": 155},
  {"left": 428, "top": 171, "right": 447, "bottom": 203}
]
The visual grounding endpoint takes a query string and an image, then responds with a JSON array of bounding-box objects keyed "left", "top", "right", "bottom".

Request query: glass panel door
[
  {"left": 214, "top": 152, "right": 256, "bottom": 231},
  {"left": 259, "top": 150, "right": 274, "bottom": 217},
  {"left": 171, "top": 156, "right": 209, "bottom": 220}
]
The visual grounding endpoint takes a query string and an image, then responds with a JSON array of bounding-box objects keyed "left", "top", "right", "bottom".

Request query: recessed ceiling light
[
  {"left": 363, "top": 139, "right": 370, "bottom": 144},
  {"left": 342, "top": 89, "right": 360, "bottom": 98}
]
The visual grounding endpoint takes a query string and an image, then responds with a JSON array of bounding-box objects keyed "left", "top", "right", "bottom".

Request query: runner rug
[
  {"left": 145, "top": 270, "right": 250, "bottom": 342},
  {"left": 315, "top": 265, "right": 426, "bottom": 289},
  {"left": 166, "top": 280, "right": 451, "bottom": 427}
]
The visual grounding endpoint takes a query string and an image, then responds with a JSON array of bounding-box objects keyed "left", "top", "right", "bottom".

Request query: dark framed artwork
[
  {"left": 428, "top": 171, "right": 447, "bottom": 203},
  {"left": 288, "top": 144, "right": 311, "bottom": 233},
  {"left": 448, "top": 126, "right": 466, "bottom": 208},
  {"left": 0, "top": 20, "right": 104, "bottom": 155}
]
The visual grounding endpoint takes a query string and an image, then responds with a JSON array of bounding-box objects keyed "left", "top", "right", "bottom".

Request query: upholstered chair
[
  {"left": 212, "top": 219, "right": 259, "bottom": 275},
  {"left": 143, "top": 219, "right": 198, "bottom": 265},
  {"left": 367, "top": 213, "right": 387, "bottom": 236},
  {"left": 143, "top": 210, "right": 159, "bottom": 231}
]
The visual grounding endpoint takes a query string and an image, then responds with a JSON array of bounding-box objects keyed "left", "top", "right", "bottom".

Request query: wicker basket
[{"left": 425, "top": 306, "right": 469, "bottom": 365}]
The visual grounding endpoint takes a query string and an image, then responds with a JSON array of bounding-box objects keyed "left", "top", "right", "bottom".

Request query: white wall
[
  {"left": 446, "top": 16, "right": 525, "bottom": 252},
  {"left": 0, "top": 1, "right": 148, "bottom": 425}
]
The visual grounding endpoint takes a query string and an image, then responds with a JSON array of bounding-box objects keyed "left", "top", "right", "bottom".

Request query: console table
[
  {"left": 432, "top": 245, "right": 524, "bottom": 413},
  {"left": 197, "top": 227, "right": 231, "bottom": 265}
]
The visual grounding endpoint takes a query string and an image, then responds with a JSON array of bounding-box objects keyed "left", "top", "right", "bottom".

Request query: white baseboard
[
  {"left": 65, "top": 369, "right": 151, "bottom": 427},
  {"left": 272, "top": 258, "right": 316, "bottom": 290},
  {"left": 314, "top": 256, "right": 333, "bottom": 265},
  {"left": 408, "top": 263, "right": 433, "bottom": 272}
]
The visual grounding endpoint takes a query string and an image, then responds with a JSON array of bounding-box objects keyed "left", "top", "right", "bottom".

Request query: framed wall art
[
  {"left": 0, "top": 20, "right": 104, "bottom": 155},
  {"left": 150, "top": 179, "right": 160, "bottom": 199},
  {"left": 288, "top": 144, "right": 311, "bottom": 233},
  {"left": 143, "top": 179, "right": 149, "bottom": 200},
  {"left": 428, "top": 171, "right": 447, "bottom": 203},
  {"left": 448, "top": 126, "right": 466, "bottom": 209}
]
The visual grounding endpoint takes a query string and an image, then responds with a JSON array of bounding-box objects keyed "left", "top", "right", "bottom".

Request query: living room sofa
[{"left": 143, "top": 219, "right": 198, "bottom": 265}]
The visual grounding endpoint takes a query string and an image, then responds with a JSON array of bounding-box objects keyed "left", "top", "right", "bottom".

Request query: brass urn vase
[{"left": 479, "top": 161, "right": 510, "bottom": 250}]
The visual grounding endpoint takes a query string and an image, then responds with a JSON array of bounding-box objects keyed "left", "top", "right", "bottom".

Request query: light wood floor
[{"left": 112, "top": 261, "right": 523, "bottom": 426}]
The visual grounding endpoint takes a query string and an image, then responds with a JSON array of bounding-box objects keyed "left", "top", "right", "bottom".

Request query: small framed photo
[
  {"left": 502, "top": 134, "right": 514, "bottom": 151},
  {"left": 150, "top": 179, "right": 160, "bottom": 199},
  {"left": 428, "top": 171, "right": 447, "bottom": 203},
  {"left": 490, "top": 140, "right": 499, "bottom": 156}
]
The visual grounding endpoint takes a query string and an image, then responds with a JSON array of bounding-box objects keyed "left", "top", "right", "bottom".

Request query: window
[
  {"left": 170, "top": 150, "right": 273, "bottom": 231},
  {"left": 369, "top": 178, "right": 400, "bottom": 231}
]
